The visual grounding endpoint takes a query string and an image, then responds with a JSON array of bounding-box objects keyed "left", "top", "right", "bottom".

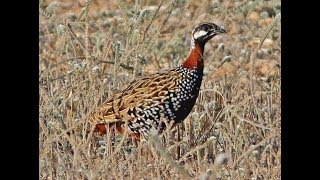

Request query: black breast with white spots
[
  {"left": 163, "top": 66, "right": 203, "bottom": 123},
  {"left": 126, "top": 66, "right": 203, "bottom": 137}
]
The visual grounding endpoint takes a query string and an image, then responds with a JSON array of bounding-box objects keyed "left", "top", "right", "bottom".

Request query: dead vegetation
[{"left": 39, "top": 0, "right": 281, "bottom": 179}]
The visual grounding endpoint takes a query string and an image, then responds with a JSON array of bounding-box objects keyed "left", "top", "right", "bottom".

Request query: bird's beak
[
  {"left": 217, "top": 27, "right": 227, "bottom": 34},
  {"left": 208, "top": 27, "right": 227, "bottom": 37}
]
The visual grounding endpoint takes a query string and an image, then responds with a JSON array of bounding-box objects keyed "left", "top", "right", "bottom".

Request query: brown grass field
[{"left": 39, "top": 0, "right": 281, "bottom": 179}]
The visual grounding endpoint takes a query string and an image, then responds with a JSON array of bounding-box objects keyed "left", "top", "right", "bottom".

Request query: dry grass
[{"left": 39, "top": 0, "right": 281, "bottom": 179}]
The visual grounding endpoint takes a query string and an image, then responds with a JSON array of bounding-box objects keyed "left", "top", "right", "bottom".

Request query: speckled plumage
[{"left": 88, "top": 22, "right": 226, "bottom": 139}]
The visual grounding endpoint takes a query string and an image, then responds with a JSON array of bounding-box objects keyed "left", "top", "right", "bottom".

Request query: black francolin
[{"left": 88, "top": 22, "right": 226, "bottom": 142}]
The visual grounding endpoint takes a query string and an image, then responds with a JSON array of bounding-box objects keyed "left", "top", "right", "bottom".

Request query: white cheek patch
[{"left": 193, "top": 30, "right": 207, "bottom": 39}]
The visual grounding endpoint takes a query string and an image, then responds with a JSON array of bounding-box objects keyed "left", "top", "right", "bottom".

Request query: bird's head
[{"left": 192, "top": 22, "right": 226, "bottom": 45}]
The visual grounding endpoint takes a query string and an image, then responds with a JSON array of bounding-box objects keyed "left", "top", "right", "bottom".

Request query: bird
[{"left": 88, "top": 22, "right": 226, "bottom": 144}]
